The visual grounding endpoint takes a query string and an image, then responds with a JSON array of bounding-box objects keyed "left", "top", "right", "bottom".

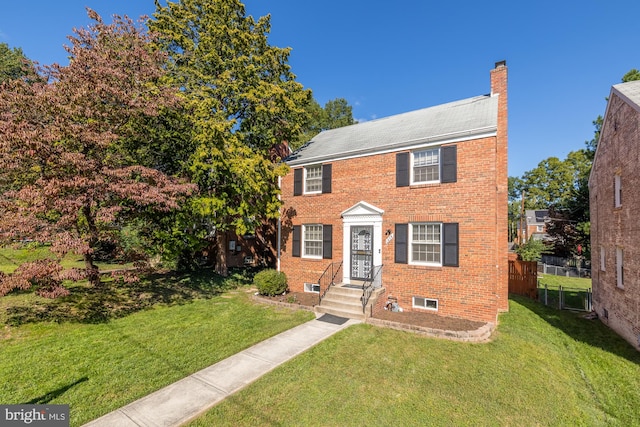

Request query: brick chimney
[{"left": 490, "top": 60, "right": 509, "bottom": 313}]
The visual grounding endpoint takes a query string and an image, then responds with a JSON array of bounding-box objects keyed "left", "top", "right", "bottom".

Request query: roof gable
[
  {"left": 612, "top": 80, "right": 640, "bottom": 112},
  {"left": 287, "top": 94, "right": 499, "bottom": 166}
]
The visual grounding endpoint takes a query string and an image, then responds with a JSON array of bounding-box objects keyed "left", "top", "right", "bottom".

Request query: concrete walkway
[{"left": 83, "top": 314, "right": 359, "bottom": 427}]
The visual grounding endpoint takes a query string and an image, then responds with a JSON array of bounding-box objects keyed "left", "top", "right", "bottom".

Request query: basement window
[
  {"left": 304, "top": 282, "right": 320, "bottom": 293},
  {"left": 413, "top": 296, "right": 438, "bottom": 311}
]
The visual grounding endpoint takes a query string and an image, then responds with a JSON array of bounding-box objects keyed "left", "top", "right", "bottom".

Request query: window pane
[
  {"left": 304, "top": 225, "right": 323, "bottom": 257},
  {"left": 411, "top": 223, "right": 441, "bottom": 264},
  {"left": 305, "top": 165, "right": 322, "bottom": 192},
  {"left": 413, "top": 149, "right": 440, "bottom": 182}
]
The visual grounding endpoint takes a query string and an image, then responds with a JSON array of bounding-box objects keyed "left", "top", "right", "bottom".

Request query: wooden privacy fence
[{"left": 509, "top": 260, "right": 538, "bottom": 299}]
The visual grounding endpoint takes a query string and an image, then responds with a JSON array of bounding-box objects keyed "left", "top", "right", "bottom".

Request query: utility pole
[{"left": 520, "top": 190, "right": 526, "bottom": 245}]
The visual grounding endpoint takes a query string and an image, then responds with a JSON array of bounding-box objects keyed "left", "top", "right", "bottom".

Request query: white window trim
[
  {"left": 616, "top": 247, "right": 624, "bottom": 289},
  {"left": 410, "top": 147, "right": 440, "bottom": 185},
  {"left": 302, "top": 224, "right": 323, "bottom": 259},
  {"left": 600, "top": 246, "right": 606, "bottom": 271},
  {"left": 614, "top": 174, "right": 622, "bottom": 208},
  {"left": 409, "top": 222, "right": 442, "bottom": 266},
  {"left": 413, "top": 296, "right": 438, "bottom": 311},
  {"left": 304, "top": 164, "right": 322, "bottom": 194},
  {"left": 304, "top": 282, "right": 320, "bottom": 293}
]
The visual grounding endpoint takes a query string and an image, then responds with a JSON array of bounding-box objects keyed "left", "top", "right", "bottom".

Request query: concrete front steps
[{"left": 316, "top": 284, "right": 384, "bottom": 321}]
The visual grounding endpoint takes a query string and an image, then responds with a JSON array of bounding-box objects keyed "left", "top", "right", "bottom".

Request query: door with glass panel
[{"left": 350, "top": 226, "right": 373, "bottom": 280}]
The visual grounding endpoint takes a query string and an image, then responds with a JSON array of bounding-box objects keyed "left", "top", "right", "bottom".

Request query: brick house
[
  {"left": 277, "top": 61, "right": 509, "bottom": 324},
  {"left": 589, "top": 79, "right": 640, "bottom": 351},
  {"left": 517, "top": 209, "right": 549, "bottom": 243}
]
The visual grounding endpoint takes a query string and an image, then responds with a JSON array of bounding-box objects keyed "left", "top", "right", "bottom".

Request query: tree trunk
[
  {"left": 82, "top": 205, "right": 101, "bottom": 287},
  {"left": 84, "top": 251, "right": 100, "bottom": 287},
  {"left": 215, "top": 229, "right": 228, "bottom": 277}
]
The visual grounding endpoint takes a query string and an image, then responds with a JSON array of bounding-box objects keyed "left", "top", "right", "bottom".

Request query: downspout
[{"left": 277, "top": 175, "right": 282, "bottom": 272}]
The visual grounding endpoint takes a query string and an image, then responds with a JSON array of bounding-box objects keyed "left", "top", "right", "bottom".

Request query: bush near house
[{"left": 253, "top": 269, "right": 288, "bottom": 296}]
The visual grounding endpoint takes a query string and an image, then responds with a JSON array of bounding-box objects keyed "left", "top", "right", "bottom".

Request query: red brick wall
[{"left": 590, "top": 90, "right": 640, "bottom": 351}]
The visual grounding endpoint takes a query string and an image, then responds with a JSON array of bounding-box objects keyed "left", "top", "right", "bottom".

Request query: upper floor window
[
  {"left": 305, "top": 165, "right": 323, "bottom": 194},
  {"left": 410, "top": 223, "right": 442, "bottom": 265},
  {"left": 614, "top": 174, "right": 622, "bottom": 208},
  {"left": 412, "top": 148, "right": 440, "bottom": 184},
  {"left": 396, "top": 145, "right": 456, "bottom": 187},
  {"left": 293, "top": 164, "right": 332, "bottom": 196}
]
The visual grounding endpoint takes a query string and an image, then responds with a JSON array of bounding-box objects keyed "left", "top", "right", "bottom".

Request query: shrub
[{"left": 253, "top": 269, "right": 287, "bottom": 296}]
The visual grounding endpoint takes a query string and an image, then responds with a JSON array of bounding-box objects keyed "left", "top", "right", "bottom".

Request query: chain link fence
[
  {"left": 537, "top": 263, "right": 591, "bottom": 278},
  {"left": 537, "top": 284, "right": 592, "bottom": 312}
]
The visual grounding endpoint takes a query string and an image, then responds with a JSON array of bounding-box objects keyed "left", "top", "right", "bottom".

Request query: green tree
[
  {"left": 515, "top": 238, "right": 551, "bottom": 262},
  {"left": 0, "top": 10, "right": 194, "bottom": 294},
  {"left": 292, "top": 97, "right": 355, "bottom": 150},
  {"left": 508, "top": 176, "right": 524, "bottom": 242},
  {"left": 0, "top": 43, "right": 34, "bottom": 83},
  {"left": 324, "top": 98, "right": 355, "bottom": 129},
  {"left": 149, "top": 0, "right": 311, "bottom": 275}
]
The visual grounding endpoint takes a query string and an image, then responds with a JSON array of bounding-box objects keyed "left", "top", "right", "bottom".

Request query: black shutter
[
  {"left": 395, "top": 224, "right": 408, "bottom": 264},
  {"left": 322, "top": 224, "right": 332, "bottom": 259},
  {"left": 441, "top": 145, "right": 457, "bottom": 183},
  {"left": 396, "top": 152, "right": 410, "bottom": 187},
  {"left": 293, "top": 168, "right": 303, "bottom": 196},
  {"left": 443, "top": 223, "right": 459, "bottom": 267},
  {"left": 292, "top": 225, "right": 301, "bottom": 257},
  {"left": 322, "top": 164, "right": 332, "bottom": 194}
]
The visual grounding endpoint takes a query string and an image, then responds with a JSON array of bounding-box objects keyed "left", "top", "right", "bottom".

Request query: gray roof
[
  {"left": 526, "top": 210, "right": 549, "bottom": 225},
  {"left": 287, "top": 94, "right": 499, "bottom": 166},
  {"left": 613, "top": 80, "right": 640, "bottom": 110}
]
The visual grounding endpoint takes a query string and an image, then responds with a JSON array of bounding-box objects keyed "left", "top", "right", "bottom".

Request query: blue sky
[{"left": 1, "top": 1, "right": 637, "bottom": 177}]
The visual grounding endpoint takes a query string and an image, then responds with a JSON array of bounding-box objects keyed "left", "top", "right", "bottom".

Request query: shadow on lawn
[
  {"left": 512, "top": 294, "right": 640, "bottom": 364},
  {"left": 5, "top": 268, "right": 252, "bottom": 326},
  {"left": 23, "top": 377, "right": 89, "bottom": 405}
]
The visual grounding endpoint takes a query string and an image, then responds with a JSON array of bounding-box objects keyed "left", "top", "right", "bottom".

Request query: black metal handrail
[
  {"left": 362, "top": 264, "right": 383, "bottom": 313},
  {"left": 318, "top": 261, "right": 343, "bottom": 305}
]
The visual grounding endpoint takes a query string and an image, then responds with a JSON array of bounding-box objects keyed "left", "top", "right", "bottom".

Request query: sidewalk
[{"left": 83, "top": 314, "right": 359, "bottom": 427}]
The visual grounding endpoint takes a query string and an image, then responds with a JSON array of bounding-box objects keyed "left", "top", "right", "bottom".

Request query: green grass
[
  {"left": 0, "top": 273, "right": 315, "bottom": 426},
  {"left": 538, "top": 274, "right": 592, "bottom": 290},
  {"left": 0, "top": 244, "right": 134, "bottom": 274},
  {"left": 190, "top": 296, "right": 640, "bottom": 427}
]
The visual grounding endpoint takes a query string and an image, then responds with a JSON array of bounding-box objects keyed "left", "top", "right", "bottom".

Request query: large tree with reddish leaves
[{"left": 0, "top": 10, "right": 194, "bottom": 295}]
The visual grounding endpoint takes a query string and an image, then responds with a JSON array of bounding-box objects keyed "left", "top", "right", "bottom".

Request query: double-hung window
[
  {"left": 303, "top": 224, "right": 323, "bottom": 258},
  {"left": 410, "top": 223, "right": 442, "bottom": 265},
  {"left": 304, "top": 165, "right": 322, "bottom": 194},
  {"left": 412, "top": 148, "right": 440, "bottom": 184}
]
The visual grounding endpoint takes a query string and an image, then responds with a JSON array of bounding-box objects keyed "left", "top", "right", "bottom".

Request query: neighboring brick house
[
  {"left": 517, "top": 209, "right": 549, "bottom": 243},
  {"left": 278, "top": 62, "right": 509, "bottom": 324},
  {"left": 589, "top": 79, "right": 640, "bottom": 351}
]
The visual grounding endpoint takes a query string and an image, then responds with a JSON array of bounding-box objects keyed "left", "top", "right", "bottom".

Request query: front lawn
[
  {"left": 0, "top": 271, "right": 315, "bottom": 426},
  {"left": 190, "top": 295, "right": 640, "bottom": 426}
]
